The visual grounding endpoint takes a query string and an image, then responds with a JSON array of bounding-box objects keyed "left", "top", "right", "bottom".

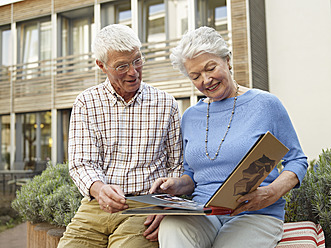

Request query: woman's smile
[{"left": 206, "top": 82, "right": 221, "bottom": 92}]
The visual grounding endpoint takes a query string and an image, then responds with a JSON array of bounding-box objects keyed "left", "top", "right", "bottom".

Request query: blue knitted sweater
[{"left": 182, "top": 89, "right": 308, "bottom": 220}]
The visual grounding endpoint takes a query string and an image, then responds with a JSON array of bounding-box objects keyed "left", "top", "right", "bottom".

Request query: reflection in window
[
  {"left": 147, "top": 2, "right": 165, "bottom": 42},
  {"left": 197, "top": 0, "right": 227, "bottom": 32},
  {"left": 101, "top": 1, "right": 131, "bottom": 28},
  {"left": 59, "top": 8, "right": 94, "bottom": 74},
  {"left": 1, "top": 29, "right": 11, "bottom": 66},
  {"left": 143, "top": 0, "right": 165, "bottom": 43},
  {"left": 19, "top": 20, "right": 52, "bottom": 79},
  {"left": 17, "top": 111, "right": 51, "bottom": 170},
  {"left": 117, "top": 3, "right": 132, "bottom": 26},
  {"left": 0, "top": 115, "right": 10, "bottom": 169}
]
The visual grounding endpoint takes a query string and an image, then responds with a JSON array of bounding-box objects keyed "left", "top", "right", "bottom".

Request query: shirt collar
[{"left": 104, "top": 78, "right": 144, "bottom": 106}]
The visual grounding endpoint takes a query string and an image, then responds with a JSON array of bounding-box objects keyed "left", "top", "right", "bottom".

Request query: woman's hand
[
  {"left": 149, "top": 175, "right": 195, "bottom": 196},
  {"left": 231, "top": 170, "right": 299, "bottom": 216},
  {"left": 90, "top": 181, "right": 128, "bottom": 213}
]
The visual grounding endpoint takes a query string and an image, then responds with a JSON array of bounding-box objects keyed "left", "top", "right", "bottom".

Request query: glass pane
[
  {"left": 196, "top": 0, "right": 227, "bottom": 32},
  {"left": 21, "top": 23, "right": 38, "bottom": 79},
  {"left": 1, "top": 115, "right": 10, "bottom": 169},
  {"left": 62, "top": 18, "right": 69, "bottom": 56},
  {"left": 213, "top": 5, "right": 227, "bottom": 31},
  {"left": 40, "top": 21, "right": 52, "bottom": 61},
  {"left": 22, "top": 23, "right": 38, "bottom": 64},
  {"left": 2, "top": 29, "right": 11, "bottom": 66},
  {"left": 73, "top": 18, "right": 90, "bottom": 55},
  {"left": 23, "top": 113, "right": 36, "bottom": 166},
  {"left": 117, "top": 3, "right": 131, "bottom": 27},
  {"left": 147, "top": 1, "right": 165, "bottom": 42},
  {"left": 40, "top": 111, "right": 51, "bottom": 162}
]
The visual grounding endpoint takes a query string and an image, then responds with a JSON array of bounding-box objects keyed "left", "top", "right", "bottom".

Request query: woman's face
[{"left": 184, "top": 53, "right": 236, "bottom": 102}]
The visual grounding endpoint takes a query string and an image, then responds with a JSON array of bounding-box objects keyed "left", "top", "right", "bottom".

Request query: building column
[
  {"left": 35, "top": 113, "right": 41, "bottom": 161},
  {"left": 187, "top": 0, "right": 196, "bottom": 31},
  {"left": 131, "top": 0, "right": 139, "bottom": 34},
  {"left": 51, "top": 109, "right": 57, "bottom": 166},
  {"left": 10, "top": 113, "right": 16, "bottom": 169}
]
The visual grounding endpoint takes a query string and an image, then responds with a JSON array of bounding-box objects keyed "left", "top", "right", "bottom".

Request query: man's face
[{"left": 97, "top": 48, "right": 143, "bottom": 102}]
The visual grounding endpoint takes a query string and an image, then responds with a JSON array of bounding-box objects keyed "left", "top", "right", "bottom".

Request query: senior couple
[{"left": 58, "top": 24, "right": 308, "bottom": 248}]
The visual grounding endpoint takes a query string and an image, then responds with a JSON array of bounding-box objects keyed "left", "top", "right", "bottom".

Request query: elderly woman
[{"left": 150, "top": 26, "right": 308, "bottom": 247}]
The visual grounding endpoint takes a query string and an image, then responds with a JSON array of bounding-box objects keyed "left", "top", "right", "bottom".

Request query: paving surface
[{"left": 0, "top": 222, "right": 27, "bottom": 248}]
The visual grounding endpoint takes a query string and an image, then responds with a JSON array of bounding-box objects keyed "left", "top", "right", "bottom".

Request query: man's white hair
[
  {"left": 170, "top": 26, "right": 232, "bottom": 76},
  {"left": 92, "top": 24, "right": 142, "bottom": 63}
]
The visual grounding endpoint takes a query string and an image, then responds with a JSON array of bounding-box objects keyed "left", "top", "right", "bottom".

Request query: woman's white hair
[
  {"left": 170, "top": 26, "right": 232, "bottom": 76},
  {"left": 92, "top": 24, "right": 142, "bottom": 63}
]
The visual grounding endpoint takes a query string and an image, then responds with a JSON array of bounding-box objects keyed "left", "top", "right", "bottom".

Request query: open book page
[
  {"left": 124, "top": 195, "right": 233, "bottom": 215},
  {"left": 126, "top": 194, "right": 205, "bottom": 210}
]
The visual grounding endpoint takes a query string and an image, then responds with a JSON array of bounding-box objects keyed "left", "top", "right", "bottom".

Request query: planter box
[{"left": 27, "top": 222, "right": 66, "bottom": 248}]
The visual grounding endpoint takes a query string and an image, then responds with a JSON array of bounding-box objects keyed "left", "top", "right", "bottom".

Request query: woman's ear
[{"left": 227, "top": 56, "right": 232, "bottom": 71}]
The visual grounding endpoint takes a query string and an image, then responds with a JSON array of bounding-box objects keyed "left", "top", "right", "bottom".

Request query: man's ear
[{"left": 96, "top": 60, "right": 107, "bottom": 74}]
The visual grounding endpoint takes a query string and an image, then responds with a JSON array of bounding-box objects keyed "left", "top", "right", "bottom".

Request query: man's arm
[{"left": 165, "top": 101, "right": 183, "bottom": 177}]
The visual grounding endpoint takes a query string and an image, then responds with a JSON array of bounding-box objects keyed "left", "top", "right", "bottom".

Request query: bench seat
[{"left": 276, "top": 221, "right": 325, "bottom": 248}]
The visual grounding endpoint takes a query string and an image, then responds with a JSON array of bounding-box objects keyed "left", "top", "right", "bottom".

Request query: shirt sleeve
[
  {"left": 165, "top": 99, "right": 184, "bottom": 178},
  {"left": 68, "top": 96, "right": 106, "bottom": 199}
]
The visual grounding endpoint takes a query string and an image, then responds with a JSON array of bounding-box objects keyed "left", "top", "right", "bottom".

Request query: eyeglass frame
[{"left": 102, "top": 56, "right": 145, "bottom": 74}]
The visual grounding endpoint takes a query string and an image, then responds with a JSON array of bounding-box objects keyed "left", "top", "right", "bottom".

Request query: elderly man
[{"left": 58, "top": 24, "right": 183, "bottom": 248}]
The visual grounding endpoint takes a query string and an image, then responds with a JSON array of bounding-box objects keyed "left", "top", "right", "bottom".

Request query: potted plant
[{"left": 11, "top": 163, "right": 82, "bottom": 247}]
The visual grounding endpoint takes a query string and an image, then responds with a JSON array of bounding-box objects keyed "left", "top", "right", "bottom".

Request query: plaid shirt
[{"left": 68, "top": 78, "right": 183, "bottom": 198}]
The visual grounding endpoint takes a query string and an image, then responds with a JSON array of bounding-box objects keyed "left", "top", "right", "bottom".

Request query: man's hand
[
  {"left": 90, "top": 181, "right": 128, "bottom": 213},
  {"left": 143, "top": 215, "right": 164, "bottom": 242}
]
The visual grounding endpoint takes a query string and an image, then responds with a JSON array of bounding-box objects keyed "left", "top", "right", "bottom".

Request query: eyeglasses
[{"left": 105, "top": 57, "right": 145, "bottom": 74}]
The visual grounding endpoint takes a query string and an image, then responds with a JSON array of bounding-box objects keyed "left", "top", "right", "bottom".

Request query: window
[
  {"left": 1, "top": 27, "right": 11, "bottom": 66},
  {"left": 17, "top": 19, "right": 52, "bottom": 79},
  {"left": 59, "top": 7, "right": 94, "bottom": 57},
  {"left": 140, "top": 0, "right": 165, "bottom": 43},
  {"left": 59, "top": 7, "right": 94, "bottom": 74},
  {"left": 0, "top": 26, "right": 11, "bottom": 84},
  {"left": 196, "top": 0, "right": 227, "bottom": 32},
  {"left": 16, "top": 111, "right": 51, "bottom": 169},
  {"left": 0, "top": 115, "right": 10, "bottom": 169},
  {"left": 101, "top": 1, "right": 132, "bottom": 28}
]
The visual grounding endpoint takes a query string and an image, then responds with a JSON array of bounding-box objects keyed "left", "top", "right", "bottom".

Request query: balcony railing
[{"left": 0, "top": 31, "right": 229, "bottom": 114}]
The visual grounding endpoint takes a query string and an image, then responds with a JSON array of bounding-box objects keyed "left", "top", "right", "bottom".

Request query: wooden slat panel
[
  {"left": 0, "top": 66, "right": 11, "bottom": 114},
  {"left": 231, "top": 0, "right": 250, "bottom": 87},
  {"left": 249, "top": 0, "right": 269, "bottom": 91},
  {"left": 54, "top": 0, "right": 94, "bottom": 12},
  {"left": 13, "top": 0, "right": 51, "bottom": 22},
  {"left": 0, "top": 4, "right": 11, "bottom": 25},
  {"left": 10, "top": 60, "right": 52, "bottom": 112}
]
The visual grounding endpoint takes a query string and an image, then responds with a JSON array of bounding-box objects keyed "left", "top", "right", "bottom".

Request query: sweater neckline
[{"left": 196, "top": 89, "right": 261, "bottom": 112}]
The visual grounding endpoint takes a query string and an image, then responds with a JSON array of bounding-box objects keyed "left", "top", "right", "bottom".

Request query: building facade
[{"left": 0, "top": 0, "right": 270, "bottom": 170}]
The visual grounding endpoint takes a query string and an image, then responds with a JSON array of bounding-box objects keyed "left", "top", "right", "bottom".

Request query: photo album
[{"left": 122, "top": 131, "right": 289, "bottom": 216}]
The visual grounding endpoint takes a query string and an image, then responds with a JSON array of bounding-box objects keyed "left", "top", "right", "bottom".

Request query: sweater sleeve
[
  {"left": 181, "top": 108, "right": 196, "bottom": 185},
  {"left": 270, "top": 96, "right": 308, "bottom": 186}
]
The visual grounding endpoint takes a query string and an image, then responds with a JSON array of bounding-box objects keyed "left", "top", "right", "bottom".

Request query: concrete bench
[{"left": 276, "top": 221, "right": 325, "bottom": 248}]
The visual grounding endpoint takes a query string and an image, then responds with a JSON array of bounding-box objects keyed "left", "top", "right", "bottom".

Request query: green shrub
[
  {"left": 11, "top": 163, "right": 82, "bottom": 226},
  {"left": 284, "top": 149, "right": 331, "bottom": 245}
]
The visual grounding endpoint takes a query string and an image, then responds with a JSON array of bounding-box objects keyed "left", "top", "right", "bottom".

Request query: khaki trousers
[{"left": 58, "top": 198, "right": 159, "bottom": 248}]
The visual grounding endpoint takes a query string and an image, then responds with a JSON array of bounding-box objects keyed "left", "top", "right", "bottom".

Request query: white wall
[{"left": 265, "top": 0, "right": 331, "bottom": 161}]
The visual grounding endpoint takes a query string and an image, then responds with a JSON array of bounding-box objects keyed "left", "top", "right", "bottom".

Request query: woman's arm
[{"left": 231, "top": 170, "right": 299, "bottom": 216}]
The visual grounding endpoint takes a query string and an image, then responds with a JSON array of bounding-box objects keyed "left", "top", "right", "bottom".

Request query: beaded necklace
[{"left": 205, "top": 82, "right": 239, "bottom": 161}]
